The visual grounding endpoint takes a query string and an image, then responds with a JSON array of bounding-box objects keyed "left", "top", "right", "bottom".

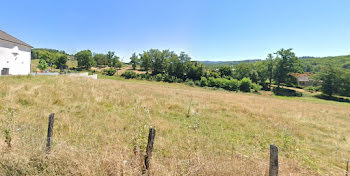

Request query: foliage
[
  {"left": 155, "top": 74, "right": 163, "bottom": 81},
  {"left": 54, "top": 54, "right": 68, "bottom": 69},
  {"left": 300, "top": 55, "right": 350, "bottom": 72},
  {"left": 200, "top": 77, "right": 208, "bottom": 87},
  {"left": 121, "top": 70, "right": 137, "bottom": 79},
  {"left": 94, "top": 53, "right": 108, "bottom": 66},
  {"left": 227, "top": 79, "right": 240, "bottom": 91},
  {"left": 304, "top": 86, "right": 318, "bottom": 93},
  {"left": 103, "top": 68, "right": 117, "bottom": 76},
  {"left": 252, "top": 83, "right": 262, "bottom": 92},
  {"left": 274, "top": 48, "right": 302, "bottom": 87},
  {"left": 138, "top": 50, "right": 203, "bottom": 81},
  {"left": 218, "top": 65, "right": 233, "bottom": 77},
  {"left": 185, "top": 80, "right": 195, "bottom": 87},
  {"left": 239, "top": 78, "right": 252, "bottom": 92},
  {"left": 37, "top": 59, "right": 48, "bottom": 71},
  {"left": 140, "top": 51, "right": 152, "bottom": 72},
  {"left": 115, "top": 61, "right": 123, "bottom": 70},
  {"left": 317, "top": 65, "right": 342, "bottom": 97},
  {"left": 130, "top": 53, "right": 138, "bottom": 70},
  {"left": 164, "top": 74, "right": 176, "bottom": 83},
  {"left": 75, "top": 50, "right": 95, "bottom": 69},
  {"left": 234, "top": 63, "right": 253, "bottom": 80}
]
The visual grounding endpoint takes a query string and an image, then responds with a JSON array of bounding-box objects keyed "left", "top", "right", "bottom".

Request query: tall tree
[
  {"left": 234, "top": 63, "right": 253, "bottom": 80},
  {"left": 318, "top": 64, "right": 342, "bottom": 97},
  {"left": 54, "top": 53, "right": 68, "bottom": 70},
  {"left": 140, "top": 51, "right": 152, "bottom": 73},
  {"left": 150, "top": 49, "right": 166, "bottom": 74},
  {"left": 254, "top": 61, "right": 268, "bottom": 85},
  {"left": 274, "top": 48, "right": 301, "bottom": 87},
  {"left": 266, "top": 53, "right": 275, "bottom": 89},
  {"left": 219, "top": 65, "right": 233, "bottom": 77},
  {"left": 106, "top": 51, "right": 115, "bottom": 67},
  {"left": 130, "top": 53, "right": 138, "bottom": 70},
  {"left": 111, "top": 56, "right": 120, "bottom": 68},
  {"left": 75, "top": 50, "right": 95, "bottom": 69},
  {"left": 94, "top": 53, "right": 108, "bottom": 66}
]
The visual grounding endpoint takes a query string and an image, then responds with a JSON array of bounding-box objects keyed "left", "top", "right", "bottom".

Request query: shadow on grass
[
  {"left": 314, "top": 94, "right": 350, "bottom": 103},
  {"left": 273, "top": 87, "right": 303, "bottom": 97}
]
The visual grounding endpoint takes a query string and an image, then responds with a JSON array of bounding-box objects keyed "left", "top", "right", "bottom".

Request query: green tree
[
  {"left": 274, "top": 49, "right": 302, "bottom": 87},
  {"left": 94, "top": 53, "right": 108, "bottom": 66},
  {"left": 106, "top": 51, "right": 115, "bottom": 67},
  {"left": 39, "top": 51, "right": 53, "bottom": 63},
  {"left": 266, "top": 53, "right": 275, "bottom": 89},
  {"left": 111, "top": 56, "right": 120, "bottom": 68},
  {"left": 234, "top": 63, "right": 253, "bottom": 80},
  {"left": 254, "top": 61, "right": 269, "bottom": 86},
  {"left": 219, "top": 65, "right": 233, "bottom": 77},
  {"left": 130, "top": 53, "right": 138, "bottom": 70},
  {"left": 149, "top": 49, "right": 166, "bottom": 74},
  {"left": 75, "top": 50, "right": 95, "bottom": 69},
  {"left": 116, "top": 60, "right": 123, "bottom": 70},
  {"left": 176, "top": 52, "right": 191, "bottom": 79},
  {"left": 54, "top": 54, "right": 68, "bottom": 69},
  {"left": 318, "top": 65, "right": 342, "bottom": 97},
  {"left": 187, "top": 61, "right": 204, "bottom": 80},
  {"left": 37, "top": 59, "right": 48, "bottom": 71},
  {"left": 239, "top": 78, "right": 252, "bottom": 92},
  {"left": 140, "top": 51, "right": 152, "bottom": 72}
]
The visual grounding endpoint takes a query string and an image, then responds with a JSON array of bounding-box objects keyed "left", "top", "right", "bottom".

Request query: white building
[{"left": 0, "top": 30, "right": 32, "bottom": 75}]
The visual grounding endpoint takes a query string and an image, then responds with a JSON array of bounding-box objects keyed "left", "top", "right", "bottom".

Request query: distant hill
[
  {"left": 199, "top": 55, "right": 350, "bottom": 72},
  {"left": 31, "top": 48, "right": 72, "bottom": 60},
  {"left": 199, "top": 59, "right": 261, "bottom": 67},
  {"left": 299, "top": 55, "right": 350, "bottom": 72}
]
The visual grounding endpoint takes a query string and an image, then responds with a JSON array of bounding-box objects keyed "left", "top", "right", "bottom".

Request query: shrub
[
  {"left": 273, "top": 87, "right": 303, "bottom": 97},
  {"left": 208, "top": 77, "right": 216, "bottom": 87},
  {"left": 200, "top": 77, "right": 208, "bottom": 87},
  {"left": 145, "top": 74, "right": 152, "bottom": 80},
  {"left": 252, "top": 83, "right": 262, "bottom": 92},
  {"left": 194, "top": 80, "right": 201, "bottom": 87},
  {"left": 155, "top": 74, "right": 163, "bottom": 81},
  {"left": 214, "top": 78, "right": 227, "bottom": 88},
  {"left": 304, "top": 86, "right": 316, "bottom": 93},
  {"left": 185, "top": 80, "right": 195, "bottom": 87},
  {"left": 164, "top": 74, "right": 176, "bottom": 83},
  {"left": 176, "top": 78, "right": 183, "bottom": 83},
  {"left": 239, "top": 78, "right": 252, "bottom": 92},
  {"left": 227, "top": 79, "right": 239, "bottom": 91},
  {"left": 103, "top": 68, "right": 116, "bottom": 76},
  {"left": 121, "top": 70, "right": 137, "bottom": 79}
]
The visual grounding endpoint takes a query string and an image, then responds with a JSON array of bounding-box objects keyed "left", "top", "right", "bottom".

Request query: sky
[{"left": 1, "top": 0, "right": 350, "bottom": 61}]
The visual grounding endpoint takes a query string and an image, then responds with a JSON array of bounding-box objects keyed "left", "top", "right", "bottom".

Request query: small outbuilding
[{"left": 0, "top": 30, "right": 32, "bottom": 75}]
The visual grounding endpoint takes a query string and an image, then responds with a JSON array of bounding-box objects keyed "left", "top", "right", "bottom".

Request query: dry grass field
[{"left": 0, "top": 75, "right": 349, "bottom": 175}]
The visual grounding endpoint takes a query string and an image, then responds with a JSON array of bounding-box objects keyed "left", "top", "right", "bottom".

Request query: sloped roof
[
  {"left": 0, "top": 30, "right": 32, "bottom": 48},
  {"left": 298, "top": 76, "right": 310, "bottom": 82}
]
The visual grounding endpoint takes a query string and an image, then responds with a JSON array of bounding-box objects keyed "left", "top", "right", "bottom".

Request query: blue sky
[{"left": 1, "top": 0, "right": 350, "bottom": 61}]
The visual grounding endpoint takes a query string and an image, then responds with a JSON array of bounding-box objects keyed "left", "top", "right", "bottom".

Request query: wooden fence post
[
  {"left": 269, "top": 144, "right": 278, "bottom": 176},
  {"left": 142, "top": 128, "right": 156, "bottom": 175},
  {"left": 46, "top": 113, "right": 55, "bottom": 152}
]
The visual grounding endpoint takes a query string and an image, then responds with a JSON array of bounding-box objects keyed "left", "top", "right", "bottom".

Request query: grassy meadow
[{"left": 0, "top": 75, "right": 349, "bottom": 175}]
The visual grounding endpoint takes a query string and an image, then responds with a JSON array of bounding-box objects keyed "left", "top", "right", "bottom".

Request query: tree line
[
  {"left": 74, "top": 50, "right": 123, "bottom": 70},
  {"left": 33, "top": 47, "right": 350, "bottom": 98},
  {"left": 121, "top": 48, "right": 304, "bottom": 93}
]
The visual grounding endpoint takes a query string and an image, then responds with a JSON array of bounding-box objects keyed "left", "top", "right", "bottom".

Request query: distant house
[
  {"left": 291, "top": 73, "right": 315, "bottom": 87},
  {"left": 0, "top": 30, "right": 32, "bottom": 75}
]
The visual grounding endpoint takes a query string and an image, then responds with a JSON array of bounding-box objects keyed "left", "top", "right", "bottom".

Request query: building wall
[{"left": 0, "top": 40, "right": 31, "bottom": 75}]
